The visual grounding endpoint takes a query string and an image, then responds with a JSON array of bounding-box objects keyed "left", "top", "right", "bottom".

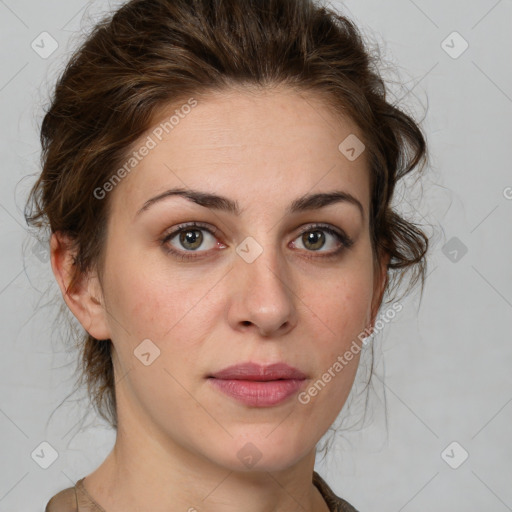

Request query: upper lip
[{"left": 209, "top": 362, "right": 307, "bottom": 381}]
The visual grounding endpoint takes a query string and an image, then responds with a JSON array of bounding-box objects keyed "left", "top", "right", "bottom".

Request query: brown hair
[{"left": 25, "top": 0, "right": 429, "bottom": 430}]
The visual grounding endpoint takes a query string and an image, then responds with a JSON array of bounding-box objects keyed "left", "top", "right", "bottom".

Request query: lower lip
[{"left": 208, "top": 378, "right": 306, "bottom": 407}]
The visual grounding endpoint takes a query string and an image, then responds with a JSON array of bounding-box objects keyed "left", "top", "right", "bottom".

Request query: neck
[{"left": 83, "top": 406, "right": 329, "bottom": 512}]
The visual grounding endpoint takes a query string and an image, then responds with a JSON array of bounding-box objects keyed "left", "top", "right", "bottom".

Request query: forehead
[{"left": 110, "top": 86, "right": 370, "bottom": 218}]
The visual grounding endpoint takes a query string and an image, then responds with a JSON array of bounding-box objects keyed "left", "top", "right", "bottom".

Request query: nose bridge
[{"left": 230, "top": 230, "right": 297, "bottom": 334}]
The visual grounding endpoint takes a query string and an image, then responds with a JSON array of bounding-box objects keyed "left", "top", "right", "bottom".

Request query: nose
[{"left": 226, "top": 239, "right": 298, "bottom": 337}]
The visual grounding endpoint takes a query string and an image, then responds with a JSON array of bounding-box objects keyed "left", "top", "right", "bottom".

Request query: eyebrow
[{"left": 136, "top": 187, "right": 364, "bottom": 220}]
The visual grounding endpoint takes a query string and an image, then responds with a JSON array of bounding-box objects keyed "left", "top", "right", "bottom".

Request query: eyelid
[{"left": 161, "top": 221, "right": 220, "bottom": 240}]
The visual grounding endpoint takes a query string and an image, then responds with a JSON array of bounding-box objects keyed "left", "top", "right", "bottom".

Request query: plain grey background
[{"left": 1, "top": 0, "right": 511, "bottom": 510}]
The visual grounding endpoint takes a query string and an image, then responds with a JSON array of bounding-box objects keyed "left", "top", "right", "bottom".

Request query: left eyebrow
[{"left": 135, "top": 187, "right": 365, "bottom": 221}]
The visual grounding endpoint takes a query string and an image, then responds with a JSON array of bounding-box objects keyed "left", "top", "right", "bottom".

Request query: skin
[{"left": 51, "top": 85, "right": 389, "bottom": 512}]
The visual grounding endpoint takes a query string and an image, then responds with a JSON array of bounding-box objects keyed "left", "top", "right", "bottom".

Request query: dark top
[{"left": 45, "top": 470, "right": 359, "bottom": 512}]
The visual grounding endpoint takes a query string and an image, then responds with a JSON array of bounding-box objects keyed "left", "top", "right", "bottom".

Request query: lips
[
  {"left": 207, "top": 362, "right": 307, "bottom": 407},
  {"left": 208, "top": 362, "right": 307, "bottom": 381}
]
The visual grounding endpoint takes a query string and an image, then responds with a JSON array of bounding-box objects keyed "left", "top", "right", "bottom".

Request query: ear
[
  {"left": 50, "top": 232, "right": 111, "bottom": 340},
  {"left": 368, "top": 248, "right": 391, "bottom": 331}
]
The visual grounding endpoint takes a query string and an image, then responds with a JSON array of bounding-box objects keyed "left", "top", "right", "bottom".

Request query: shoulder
[
  {"left": 313, "top": 471, "right": 360, "bottom": 512},
  {"left": 45, "top": 485, "right": 78, "bottom": 512}
]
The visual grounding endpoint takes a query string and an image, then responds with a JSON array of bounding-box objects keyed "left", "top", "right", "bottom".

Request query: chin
[{"left": 204, "top": 432, "right": 313, "bottom": 473}]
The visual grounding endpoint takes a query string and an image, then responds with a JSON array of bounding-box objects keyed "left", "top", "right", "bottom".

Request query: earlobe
[{"left": 50, "top": 232, "right": 111, "bottom": 340}]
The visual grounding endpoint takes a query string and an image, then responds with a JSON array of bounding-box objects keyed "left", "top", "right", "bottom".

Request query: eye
[
  {"left": 160, "top": 222, "right": 223, "bottom": 260},
  {"left": 160, "top": 222, "right": 354, "bottom": 261},
  {"left": 291, "top": 224, "right": 353, "bottom": 258}
]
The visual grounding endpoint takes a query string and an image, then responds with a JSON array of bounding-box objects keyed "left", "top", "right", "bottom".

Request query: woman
[{"left": 25, "top": 0, "right": 429, "bottom": 510}]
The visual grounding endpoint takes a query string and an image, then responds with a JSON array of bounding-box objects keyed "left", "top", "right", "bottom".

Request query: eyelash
[{"left": 160, "top": 221, "right": 354, "bottom": 261}]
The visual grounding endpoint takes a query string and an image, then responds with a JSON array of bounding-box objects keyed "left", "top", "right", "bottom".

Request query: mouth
[{"left": 207, "top": 362, "right": 307, "bottom": 407}]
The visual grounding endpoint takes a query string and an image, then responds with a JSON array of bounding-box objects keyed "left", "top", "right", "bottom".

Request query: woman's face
[{"left": 80, "top": 87, "right": 387, "bottom": 471}]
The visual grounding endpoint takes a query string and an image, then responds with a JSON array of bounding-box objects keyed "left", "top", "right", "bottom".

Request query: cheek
[
  {"left": 309, "top": 269, "right": 374, "bottom": 340},
  {"left": 301, "top": 265, "right": 374, "bottom": 404},
  {"left": 102, "top": 251, "right": 219, "bottom": 363}
]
